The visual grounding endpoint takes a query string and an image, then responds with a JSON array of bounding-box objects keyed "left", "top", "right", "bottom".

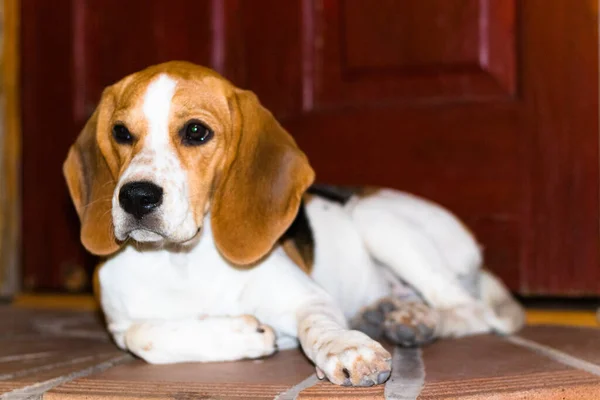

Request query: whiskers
[
  {"left": 80, "top": 178, "right": 118, "bottom": 211},
  {"left": 81, "top": 194, "right": 113, "bottom": 211}
]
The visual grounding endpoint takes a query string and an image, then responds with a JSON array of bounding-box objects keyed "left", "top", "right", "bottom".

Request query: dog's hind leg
[
  {"left": 348, "top": 189, "right": 523, "bottom": 339},
  {"left": 478, "top": 269, "right": 526, "bottom": 334},
  {"left": 348, "top": 191, "right": 479, "bottom": 310},
  {"left": 350, "top": 264, "right": 439, "bottom": 346},
  {"left": 351, "top": 295, "right": 439, "bottom": 347}
]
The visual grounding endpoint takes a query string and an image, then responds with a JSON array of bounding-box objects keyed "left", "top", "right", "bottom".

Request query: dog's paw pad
[{"left": 383, "top": 302, "right": 438, "bottom": 347}]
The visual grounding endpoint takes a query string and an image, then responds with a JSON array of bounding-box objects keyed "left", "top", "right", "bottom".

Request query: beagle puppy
[{"left": 63, "top": 61, "right": 525, "bottom": 386}]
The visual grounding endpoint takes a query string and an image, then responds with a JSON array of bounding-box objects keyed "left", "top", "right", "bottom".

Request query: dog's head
[{"left": 63, "top": 61, "right": 314, "bottom": 265}]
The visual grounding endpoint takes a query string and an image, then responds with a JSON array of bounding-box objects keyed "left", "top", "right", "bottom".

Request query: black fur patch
[
  {"left": 280, "top": 200, "right": 314, "bottom": 268},
  {"left": 280, "top": 184, "right": 362, "bottom": 268},
  {"left": 306, "top": 183, "right": 358, "bottom": 205}
]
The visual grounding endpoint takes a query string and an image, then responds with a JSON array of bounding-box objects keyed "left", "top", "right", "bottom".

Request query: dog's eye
[
  {"left": 182, "top": 120, "right": 213, "bottom": 145},
  {"left": 112, "top": 124, "right": 133, "bottom": 144}
]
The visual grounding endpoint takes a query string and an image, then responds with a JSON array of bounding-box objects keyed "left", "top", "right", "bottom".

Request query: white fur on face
[{"left": 112, "top": 74, "right": 198, "bottom": 244}]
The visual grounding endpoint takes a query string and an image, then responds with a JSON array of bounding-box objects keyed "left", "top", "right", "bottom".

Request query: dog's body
[{"left": 64, "top": 62, "right": 524, "bottom": 386}]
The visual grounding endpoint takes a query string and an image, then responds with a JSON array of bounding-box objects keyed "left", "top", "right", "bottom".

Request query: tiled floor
[{"left": 1, "top": 305, "right": 599, "bottom": 399}]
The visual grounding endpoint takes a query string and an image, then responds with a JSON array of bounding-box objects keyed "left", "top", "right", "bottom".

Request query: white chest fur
[
  {"left": 98, "top": 200, "right": 391, "bottom": 338},
  {"left": 99, "top": 222, "right": 272, "bottom": 325}
]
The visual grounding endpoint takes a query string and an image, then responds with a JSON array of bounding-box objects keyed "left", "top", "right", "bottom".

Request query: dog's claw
[
  {"left": 377, "top": 370, "right": 391, "bottom": 384},
  {"left": 316, "top": 366, "right": 325, "bottom": 380}
]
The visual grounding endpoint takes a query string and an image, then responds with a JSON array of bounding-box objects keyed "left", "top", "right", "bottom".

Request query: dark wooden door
[{"left": 21, "top": 0, "right": 599, "bottom": 295}]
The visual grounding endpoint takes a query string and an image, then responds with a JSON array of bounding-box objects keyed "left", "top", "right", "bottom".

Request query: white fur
[
  {"left": 346, "top": 190, "right": 523, "bottom": 336},
  {"left": 100, "top": 188, "right": 523, "bottom": 383},
  {"left": 99, "top": 217, "right": 391, "bottom": 384},
  {"left": 306, "top": 196, "right": 391, "bottom": 318},
  {"left": 112, "top": 74, "right": 197, "bottom": 243},
  {"left": 124, "top": 315, "right": 277, "bottom": 363},
  {"left": 348, "top": 190, "right": 481, "bottom": 308}
]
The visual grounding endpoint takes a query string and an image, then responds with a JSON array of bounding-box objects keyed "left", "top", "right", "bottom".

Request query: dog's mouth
[
  {"left": 128, "top": 229, "right": 164, "bottom": 243},
  {"left": 121, "top": 226, "right": 202, "bottom": 246}
]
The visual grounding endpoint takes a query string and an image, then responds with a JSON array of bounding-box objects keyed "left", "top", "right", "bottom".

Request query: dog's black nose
[{"left": 119, "top": 181, "right": 163, "bottom": 219}]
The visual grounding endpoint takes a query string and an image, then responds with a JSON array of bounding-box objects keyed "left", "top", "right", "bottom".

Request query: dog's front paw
[
  {"left": 232, "top": 315, "right": 277, "bottom": 359},
  {"left": 315, "top": 330, "right": 392, "bottom": 386}
]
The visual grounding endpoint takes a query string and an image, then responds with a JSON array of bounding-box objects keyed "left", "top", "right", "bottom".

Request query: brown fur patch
[{"left": 210, "top": 88, "right": 314, "bottom": 265}]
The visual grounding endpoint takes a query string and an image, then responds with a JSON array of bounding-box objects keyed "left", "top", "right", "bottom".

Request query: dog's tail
[{"left": 479, "top": 269, "right": 526, "bottom": 334}]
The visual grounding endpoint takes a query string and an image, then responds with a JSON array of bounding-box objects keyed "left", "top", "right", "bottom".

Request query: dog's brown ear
[
  {"left": 211, "top": 89, "right": 315, "bottom": 265},
  {"left": 63, "top": 89, "right": 120, "bottom": 256}
]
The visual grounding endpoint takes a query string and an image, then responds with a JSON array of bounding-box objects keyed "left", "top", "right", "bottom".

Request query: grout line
[
  {"left": 0, "top": 352, "right": 55, "bottom": 364},
  {"left": 0, "top": 353, "right": 133, "bottom": 400},
  {"left": 385, "top": 347, "right": 425, "bottom": 400},
  {"left": 505, "top": 335, "right": 600, "bottom": 377},
  {"left": 273, "top": 373, "right": 319, "bottom": 400},
  {"left": 0, "top": 352, "right": 119, "bottom": 381}
]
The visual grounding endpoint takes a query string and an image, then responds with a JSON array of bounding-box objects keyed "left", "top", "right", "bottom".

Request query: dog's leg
[
  {"left": 120, "top": 315, "right": 276, "bottom": 364},
  {"left": 349, "top": 191, "right": 518, "bottom": 338},
  {"left": 479, "top": 269, "right": 526, "bottom": 334},
  {"left": 351, "top": 202, "right": 474, "bottom": 307},
  {"left": 242, "top": 250, "right": 392, "bottom": 386},
  {"left": 295, "top": 297, "right": 392, "bottom": 386}
]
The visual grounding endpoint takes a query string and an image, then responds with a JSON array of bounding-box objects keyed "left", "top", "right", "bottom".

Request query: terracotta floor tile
[
  {"left": 419, "top": 333, "right": 600, "bottom": 399},
  {"left": 2, "top": 306, "right": 600, "bottom": 399},
  {"left": 518, "top": 325, "right": 600, "bottom": 365},
  {"left": 0, "top": 338, "right": 116, "bottom": 375},
  {"left": 297, "top": 381, "right": 384, "bottom": 399},
  {"left": 46, "top": 349, "right": 315, "bottom": 399},
  {"left": 0, "top": 306, "right": 126, "bottom": 398},
  {"left": 0, "top": 306, "right": 109, "bottom": 340}
]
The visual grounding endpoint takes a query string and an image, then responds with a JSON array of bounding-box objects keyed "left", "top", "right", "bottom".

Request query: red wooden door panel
[
  {"left": 73, "top": 0, "right": 215, "bottom": 126},
  {"left": 283, "top": 0, "right": 522, "bottom": 290},
  {"left": 20, "top": 0, "right": 599, "bottom": 295},
  {"left": 316, "top": 0, "right": 516, "bottom": 104}
]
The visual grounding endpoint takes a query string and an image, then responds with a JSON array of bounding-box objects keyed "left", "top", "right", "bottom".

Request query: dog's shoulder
[{"left": 279, "top": 184, "right": 376, "bottom": 274}]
